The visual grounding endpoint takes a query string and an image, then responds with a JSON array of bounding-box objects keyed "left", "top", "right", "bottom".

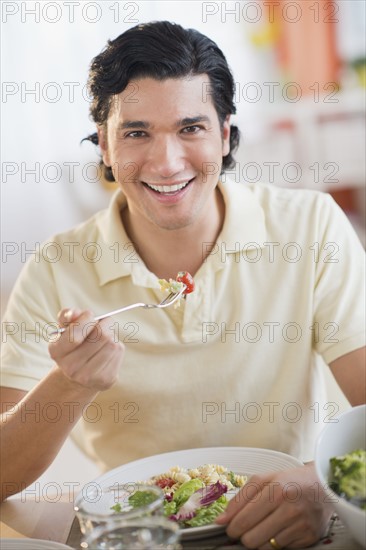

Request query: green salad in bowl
[
  {"left": 329, "top": 449, "right": 366, "bottom": 510},
  {"left": 315, "top": 404, "right": 366, "bottom": 548}
]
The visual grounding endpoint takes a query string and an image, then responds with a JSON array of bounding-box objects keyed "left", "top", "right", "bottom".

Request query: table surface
[{"left": 0, "top": 497, "right": 364, "bottom": 549}]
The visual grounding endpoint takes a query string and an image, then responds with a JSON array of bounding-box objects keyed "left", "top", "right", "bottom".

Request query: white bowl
[{"left": 315, "top": 404, "right": 366, "bottom": 548}]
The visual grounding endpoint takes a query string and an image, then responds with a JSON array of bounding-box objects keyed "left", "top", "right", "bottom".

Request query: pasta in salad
[{"left": 143, "top": 464, "right": 246, "bottom": 494}]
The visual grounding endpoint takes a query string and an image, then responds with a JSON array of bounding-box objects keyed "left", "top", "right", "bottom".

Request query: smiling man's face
[{"left": 98, "top": 75, "right": 230, "bottom": 234}]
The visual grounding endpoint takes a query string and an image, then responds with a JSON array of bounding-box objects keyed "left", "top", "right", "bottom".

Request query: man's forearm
[{"left": 0, "top": 367, "right": 97, "bottom": 501}]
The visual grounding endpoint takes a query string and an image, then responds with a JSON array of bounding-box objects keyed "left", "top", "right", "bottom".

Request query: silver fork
[{"left": 50, "top": 285, "right": 186, "bottom": 335}]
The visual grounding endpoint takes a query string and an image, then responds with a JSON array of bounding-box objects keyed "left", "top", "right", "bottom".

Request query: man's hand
[
  {"left": 48, "top": 308, "right": 124, "bottom": 391},
  {"left": 216, "top": 463, "right": 334, "bottom": 549}
]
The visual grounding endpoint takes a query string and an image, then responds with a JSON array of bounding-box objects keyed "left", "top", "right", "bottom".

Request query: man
[{"left": 1, "top": 21, "right": 365, "bottom": 549}]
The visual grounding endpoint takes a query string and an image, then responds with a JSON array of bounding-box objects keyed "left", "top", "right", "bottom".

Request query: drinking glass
[
  {"left": 74, "top": 483, "right": 164, "bottom": 539},
  {"left": 82, "top": 516, "right": 181, "bottom": 549}
]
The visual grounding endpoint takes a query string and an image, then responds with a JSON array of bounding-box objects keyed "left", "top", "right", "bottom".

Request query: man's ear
[
  {"left": 97, "top": 126, "right": 111, "bottom": 166},
  {"left": 222, "top": 115, "right": 231, "bottom": 157}
]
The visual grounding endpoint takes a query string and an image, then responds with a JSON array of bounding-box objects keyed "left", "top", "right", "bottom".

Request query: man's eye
[
  {"left": 125, "top": 131, "right": 146, "bottom": 138},
  {"left": 182, "top": 125, "right": 202, "bottom": 134}
]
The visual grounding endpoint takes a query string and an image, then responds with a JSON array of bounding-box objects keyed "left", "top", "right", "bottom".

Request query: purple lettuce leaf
[{"left": 170, "top": 480, "right": 228, "bottom": 522}]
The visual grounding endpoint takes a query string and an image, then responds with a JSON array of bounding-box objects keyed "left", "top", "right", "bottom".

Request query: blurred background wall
[{"left": 1, "top": 0, "right": 365, "bottom": 490}]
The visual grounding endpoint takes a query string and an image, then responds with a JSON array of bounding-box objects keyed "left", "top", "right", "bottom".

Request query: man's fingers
[
  {"left": 226, "top": 495, "right": 281, "bottom": 541},
  {"left": 49, "top": 309, "right": 98, "bottom": 358},
  {"left": 58, "top": 308, "right": 82, "bottom": 327},
  {"left": 216, "top": 478, "right": 264, "bottom": 524},
  {"left": 49, "top": 309, "right": 124, "bottom": 390},
  {"left": 68, "top": 338, "right": 124, "bottom": 390}
]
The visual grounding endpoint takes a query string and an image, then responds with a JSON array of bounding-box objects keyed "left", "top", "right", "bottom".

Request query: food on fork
[
  {"left": 158, "top": 271, "right": 195, "bottom": 304},
  {"left": 176, "top": 271, "right": 195, "bottom": 294}
]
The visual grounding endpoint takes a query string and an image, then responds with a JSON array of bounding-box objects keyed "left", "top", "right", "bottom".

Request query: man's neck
[{"left": 121, "top": 188, "right": 225, "bottom": 279}]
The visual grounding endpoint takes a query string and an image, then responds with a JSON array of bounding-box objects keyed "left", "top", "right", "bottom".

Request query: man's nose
[{"left": 147, "top": 136, "right": 186, "bottom": 178}]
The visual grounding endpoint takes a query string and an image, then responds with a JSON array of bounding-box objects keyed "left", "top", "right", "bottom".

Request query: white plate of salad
[{"left": 81, "top": 447, "right": 302, "bottom": 541}]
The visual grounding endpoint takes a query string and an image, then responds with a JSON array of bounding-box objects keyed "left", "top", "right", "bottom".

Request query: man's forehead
[
  {"left": 120, "top": 74, "right": 211, "bottom": 93},
  {"left": 109, "top": 75, "right": 215, "bottom": 119}
]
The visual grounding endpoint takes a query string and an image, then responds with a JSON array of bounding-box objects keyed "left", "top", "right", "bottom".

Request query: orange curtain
[{"left": 267, "top": 0, "right": 340, "bottom": 94}]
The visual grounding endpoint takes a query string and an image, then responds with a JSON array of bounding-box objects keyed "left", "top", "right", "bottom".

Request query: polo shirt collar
[
  {"left": 95, "top": 190, "right": 154, "bottom": 287},
  {"left": 217, "top": 177, "right": 267, "bottom": 253}
]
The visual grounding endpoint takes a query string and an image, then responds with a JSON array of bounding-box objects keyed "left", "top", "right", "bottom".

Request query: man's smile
[{"left": 142, "top": 177, "right": 195, "bottom": 198}]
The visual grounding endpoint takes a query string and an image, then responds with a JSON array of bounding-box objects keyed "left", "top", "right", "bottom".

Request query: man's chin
[{"left": 152, "top": 219, "right": 194, "bottom": 231}]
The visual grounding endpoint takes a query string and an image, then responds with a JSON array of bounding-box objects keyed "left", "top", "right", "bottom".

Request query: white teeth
[{"left": 146, "top": 181, "right": 190, "bottom": 193}]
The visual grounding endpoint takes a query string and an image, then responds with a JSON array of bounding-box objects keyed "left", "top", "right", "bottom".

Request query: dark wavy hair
[{"left": 83, "top": 21, "right": 240, "bottom": 182}]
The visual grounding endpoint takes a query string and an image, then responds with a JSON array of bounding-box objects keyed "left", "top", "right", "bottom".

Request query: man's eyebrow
[
  {"left": 177, "top": 116, "right": 210, "bottom": 126},
  {"left": 116, "top": 116, "right": 211, "bottom": 131},
  {"left": 117, "top": 120, "right": 150, "bottom": 130}
]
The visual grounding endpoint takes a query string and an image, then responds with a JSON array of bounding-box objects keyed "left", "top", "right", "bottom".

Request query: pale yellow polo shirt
[{"left": 1, "top": 179, "right": 365, "bottom": 468}]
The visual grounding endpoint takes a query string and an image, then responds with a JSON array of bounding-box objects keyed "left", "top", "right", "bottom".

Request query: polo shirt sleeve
[
  {"left": 1, "top": 251, "right": 62, "bottom": 391},
  {"left": 312, "top": 194, "right": 365, "bottom": 364}
]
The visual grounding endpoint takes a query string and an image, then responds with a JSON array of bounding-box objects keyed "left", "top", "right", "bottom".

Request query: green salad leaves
[
  {"left": 126, "top": 479, "right": 229, "bottom": 528},
  {"left": 110, "top": 464, "right": 247, "bottom": 529},
  {"left": 329, "top": 449, "right": 366, "bottom": 510}
]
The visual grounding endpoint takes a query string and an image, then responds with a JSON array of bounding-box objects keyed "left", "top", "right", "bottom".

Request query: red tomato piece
[
  {"left": 155, "top": 478, "right": 175, "bottom": 489},
  {"left": 176, "top": 271, "right": 195, "bottom": 294}
]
